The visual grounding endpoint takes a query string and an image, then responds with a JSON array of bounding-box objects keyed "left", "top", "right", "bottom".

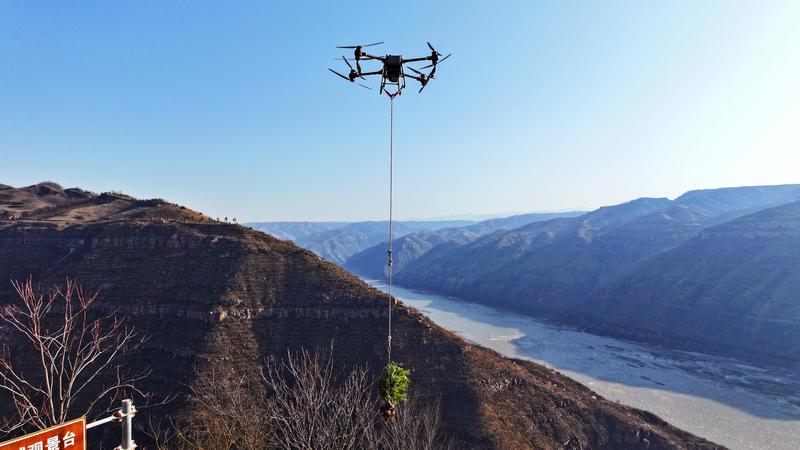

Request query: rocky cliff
[{"left": 0, "top": 183, "right": 720, "bottom": 449}]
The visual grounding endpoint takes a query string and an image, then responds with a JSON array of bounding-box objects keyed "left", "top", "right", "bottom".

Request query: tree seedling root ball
[{"left": 378, "top": 362, "right": 411, "bottom": 421}]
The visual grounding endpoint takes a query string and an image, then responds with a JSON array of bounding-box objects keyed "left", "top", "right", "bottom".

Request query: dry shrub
[{"left": 149, "top": 347, "right": 447, "bottom": 449}]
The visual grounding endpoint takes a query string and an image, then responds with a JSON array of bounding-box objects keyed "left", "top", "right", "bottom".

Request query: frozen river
[{"left": 366, "top": 279, "right": 800, "bottom": 450}]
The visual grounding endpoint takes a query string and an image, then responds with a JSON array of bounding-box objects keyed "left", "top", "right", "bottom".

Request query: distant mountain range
[
  {"left": 388, "top": 184, "right": 800, "bottom": 363},
  {"left": 265, "top": 184, "right": 800, "bottom": 364},
  {"left": 247, "top": 219, "right": 477, "bottom": 264},
  {"left": 344, "top": 212, "right": 585, "bottom": 279},
  {"left": 0, "top": 182, "right": 715, "bottom": 449}
]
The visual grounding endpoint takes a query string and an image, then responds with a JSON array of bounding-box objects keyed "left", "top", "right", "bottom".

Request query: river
[{"left": 365, "top": 279, "right": 800, "bottom": 450}]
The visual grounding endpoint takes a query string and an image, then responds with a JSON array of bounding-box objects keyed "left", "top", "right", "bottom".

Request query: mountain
[
  {"left": 396, "top": 197, "right": 674, "bottom": 311},
  {"left": 589, "top": 201, "right": 800, "bottom": 361},
  {"left": 0, "top": 181, "right": 95, "bottom": 218},
  {"left": 247, "top": 221, "right": 350, "bottom": 241},
  {"left": 249, "top": 219, "right": 476, "bottom": 265},
  {"left": 0, "top": 183, "right": 718, "bottom": 449},
  {"left": 395, "top": 184, "right": 800, "bottom": 362},
  {"left": 345, "top": 212, "right": 584, "bottom": 279}
]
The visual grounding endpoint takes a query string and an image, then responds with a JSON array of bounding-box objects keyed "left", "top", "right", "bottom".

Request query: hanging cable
[{"left": 387, "top": 96, "right": 395, "bottom": 365}]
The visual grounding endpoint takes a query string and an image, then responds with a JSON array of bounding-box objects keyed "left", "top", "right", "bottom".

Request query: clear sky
[{"left": 1, "top": 1, "right": 799, "bottom": 221}]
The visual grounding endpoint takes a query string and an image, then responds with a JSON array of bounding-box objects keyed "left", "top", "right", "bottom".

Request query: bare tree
[
  {"left": 379, "top": 396, "right": 448, "bottom": 450},
  {"left": 0, "top": 278, "right": 148, "bottom": 434},
  {"left": 144, "top": 346, "right": 447, "bottom": 449},
  {"left": 262, "top": 348, "right": 376, "bottom": 450},
  {"left": 169, "top": 365, "right": 272, "bottom": 450},
  {"left": 262, "top": 347, "right": 448, "bottom": 450}
]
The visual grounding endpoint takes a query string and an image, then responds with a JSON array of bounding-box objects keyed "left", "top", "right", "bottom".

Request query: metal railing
[{"left": 86, "top": 399, "right": 136, "bottom": 450}]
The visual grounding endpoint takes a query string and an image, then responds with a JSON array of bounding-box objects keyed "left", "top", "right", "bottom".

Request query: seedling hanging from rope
[
  {"left": 378, "top": 362, "right": 411, "bottom": 420},
  {"left": 329, "top": 41, "right": 450, "bottom": 420}
]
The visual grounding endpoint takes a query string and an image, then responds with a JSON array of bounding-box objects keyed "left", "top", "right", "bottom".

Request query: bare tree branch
[{"left": 0, "top": 277, "right": 150, "bottom": 434}]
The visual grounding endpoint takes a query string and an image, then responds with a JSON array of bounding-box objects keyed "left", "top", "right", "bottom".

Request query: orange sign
[{"left": 0, "top": 418, "right": 85, "bottom": 450}]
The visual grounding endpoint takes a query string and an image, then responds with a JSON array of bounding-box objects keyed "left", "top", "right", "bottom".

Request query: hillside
[
  {"left": 589, "top": 201, "right": 800, "bottom": 360},
  {"left": 395, "top": 184, "right": 800, "bottom": 361},
  {"left": 0, "top": 183, "right": 720, "bottom": 449},
  {"left": 345, "top": 212, "right": 584, "bottom": 279}
]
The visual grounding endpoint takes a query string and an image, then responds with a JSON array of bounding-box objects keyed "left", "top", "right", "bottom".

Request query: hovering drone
[{"left": 329, "top": 42, "right": 451, "bottom": 96}]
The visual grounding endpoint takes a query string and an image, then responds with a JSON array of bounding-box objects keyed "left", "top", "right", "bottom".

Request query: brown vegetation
[{"left": 147, "top": 348, "right": 446, "bottom": 450}]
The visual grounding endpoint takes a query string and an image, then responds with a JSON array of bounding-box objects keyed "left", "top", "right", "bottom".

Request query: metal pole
[{"left": 121, "top": 399, "right": 135, "bottom": 450}]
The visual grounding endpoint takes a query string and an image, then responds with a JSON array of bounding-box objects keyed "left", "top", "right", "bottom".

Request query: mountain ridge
[
  {"left": 0, "top": 182, "right": 720, "bottom": 449},
  {"left": 344, "top": 211, "right": 585, "bottom": 279}
]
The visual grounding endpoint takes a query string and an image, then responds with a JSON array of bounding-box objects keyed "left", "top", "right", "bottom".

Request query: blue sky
[{"left": 1, "top": 1, "right": 798, "bottom": 221}]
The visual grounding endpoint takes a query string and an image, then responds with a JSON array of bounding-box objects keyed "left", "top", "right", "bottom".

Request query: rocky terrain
[
  {"left": 389, "top": 185, "right": 800, "bottom": 363},
  {"left": 0, "top": 182, "right": 720, "bottom": 449}
]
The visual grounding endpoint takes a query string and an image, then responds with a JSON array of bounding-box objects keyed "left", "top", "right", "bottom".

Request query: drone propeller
[
  {"left": 406, "top": 66, "right": 423, "bottom": 76},
  {"left": 418, "top": 84, "right": 427, "bottom": 93},
  {"left": 341, "top": 56, "right": 367, "bottom": 79},
  {"left": 341, "top": 56, "right": 354, "bottom": 71},
  {"left": 328, "top": 68, "right": 351, "bottom": 81},
  {"left": 420, "top": 53, "right": 451, "bottom": 69},
  {"left": 427, "top": 42, "right": 442, "bottom": 56},
  {"left": 336, "top": 41, "right": 383, "bottom": 49},
  {"left": 329, "top": 68, "right": 372, "bottom": 90}
]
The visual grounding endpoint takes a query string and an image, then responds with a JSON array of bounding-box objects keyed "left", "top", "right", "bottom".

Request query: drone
[{"left": 329, "top": 42, "right": 451, "bottom": 97}]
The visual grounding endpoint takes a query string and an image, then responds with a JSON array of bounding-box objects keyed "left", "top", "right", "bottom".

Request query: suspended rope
[
  {"left": 379, "top": 93, "right": 410, "bottom": 423},
  {"left": 387, "top": 96, "right": 394, "bottom": 365}
]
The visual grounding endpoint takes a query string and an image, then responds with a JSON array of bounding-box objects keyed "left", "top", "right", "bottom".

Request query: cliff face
[{"left": 0, "top": 183, "right": 720, "bottom": 449}]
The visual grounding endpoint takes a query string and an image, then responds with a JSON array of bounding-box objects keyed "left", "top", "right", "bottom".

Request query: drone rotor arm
[
  {"left": 401, "top": 56, "right": 431, "bottom": 63},
  {"left": 360, "top": 53, "right": 385, "bottom": 61}
]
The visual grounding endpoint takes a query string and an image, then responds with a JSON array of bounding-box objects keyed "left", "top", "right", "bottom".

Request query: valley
[{"left": 367, "top": 280, "right": 800, "bottom": 450}]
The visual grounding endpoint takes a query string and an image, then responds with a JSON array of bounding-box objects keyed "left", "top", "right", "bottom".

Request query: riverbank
[{"left": 367, "top": 279, "right": 800, "bottom": 450}]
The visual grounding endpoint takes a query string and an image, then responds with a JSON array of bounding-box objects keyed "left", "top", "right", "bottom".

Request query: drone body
[{"left": 329, "top": 42, "right": 451, "bottom": 96}]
